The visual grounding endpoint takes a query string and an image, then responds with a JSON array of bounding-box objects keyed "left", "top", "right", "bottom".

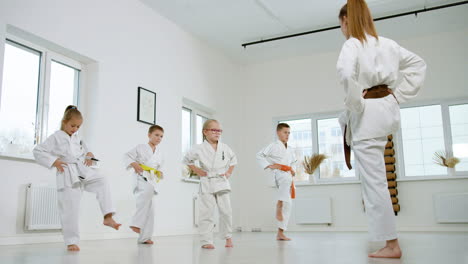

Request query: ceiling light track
[{"left": 241, "top": 0, "right": 468, "bottom": 49}]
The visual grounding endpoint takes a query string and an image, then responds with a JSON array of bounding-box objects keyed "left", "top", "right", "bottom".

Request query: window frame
[
  {"left": 396, "top": 98, "right": 468, "bottom": 181},
  {"left": 274, "top": 111, "right": 360, "bottom": 185},
  {"left": 0, "top": 35, "right": 83, "bottom": 160},
  {"left": 181, "top": 99, "right": 214, "bottom": 183}
]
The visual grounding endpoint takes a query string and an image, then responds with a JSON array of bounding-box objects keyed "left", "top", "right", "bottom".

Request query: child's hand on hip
[
  {"left": 131, "top": 162, "right": 144, "bottom": 175},
  {"left": 194, "top": 168, "right": 208, "bottom": 177},
  {"left": 267, "top": 164, "right": 282, "bottom": 170},
  {"left": 53, "top": 159, "right": 67, "bottom": 173}
]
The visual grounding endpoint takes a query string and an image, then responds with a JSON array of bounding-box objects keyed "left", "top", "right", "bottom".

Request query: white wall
[
  {"left": 237, "top": 27, "right": 468, "bottom": 233},
  {"left": 0, "top": 0, "right": 242, "bottom": 245}
]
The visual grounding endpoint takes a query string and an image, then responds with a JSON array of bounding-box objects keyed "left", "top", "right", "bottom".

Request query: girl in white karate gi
[
  {"left": 124, "top": 125, "right": 165, "bottom": 244},
  {"left": 183, "top": 119, "right": 237, "bottom": 249},
  {"left": 33, "top": 105, "right": 121, "bottom": 251},
  {"left": 257, "top": 123, "right": 297, "bottom": 241},
  {"left": 337, "top": 0, "right": 426, "bottom": 258}
]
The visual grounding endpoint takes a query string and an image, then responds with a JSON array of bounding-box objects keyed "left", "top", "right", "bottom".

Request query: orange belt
[{"left": 276, "top": 164, "right": 296, "bottom": 199}]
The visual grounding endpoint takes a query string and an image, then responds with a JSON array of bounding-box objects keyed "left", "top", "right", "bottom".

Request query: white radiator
[
  {"left": 294, "top": 197, "right": 332, "bottom": 225},
  {"left": 433, "top": 193, "right": 468, "bottom": 223},
  {"left": 25, "top": 184, "right": 61, "bottom": 230}
]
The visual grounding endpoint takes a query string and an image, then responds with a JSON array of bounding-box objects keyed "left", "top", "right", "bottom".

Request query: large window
[
  {"left": 279, "top": 119, "right": 312, "bottom": 181},
  {"left": 181, "top": 101, "right": 212, "bottom": 154},
  {"left": 277, "top": 116, "right": 357, "bottom": 183},
  {"left": 450, "top": 104, "right": 468, "bottom": 171},
  {"left": 274, "top": 100, "right": 468, "bottom": 183},
  {"left": 400, "top": 105, "right": 446, "bottom": 176},
  {"left": 317, "top": 118, "right": 356, "bottom": 179},
  {"left": 0, "top": 38, "right": 81, "bottom": 159},
  {"left": 181, "top": 102, "right": 212, "bottom": 181},
  {"left": 397, "top": 101, "right": 468, "bottom": 178}
]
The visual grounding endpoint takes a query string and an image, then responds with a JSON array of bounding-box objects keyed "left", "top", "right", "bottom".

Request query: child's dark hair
[
  {"left": 277, "top": 123, "right": 290, "bottom": 131},
  {"left": 148, "top": 125, "right": 164, "bottom": 134},
  {"left": 61, "top": 105, "right": 82, "bottom": 130}
]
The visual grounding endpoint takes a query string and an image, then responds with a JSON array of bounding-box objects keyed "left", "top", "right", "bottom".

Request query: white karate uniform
[
  {"left": 183, "top": 141, "right": 237, "bottom": 245},
  {"left": 257, "top": 140, "right": 297, "bottom": 230},
  {"left": 33, "top": 130, "right": 115, "bottom": 246},
  {"left": 124, "top": 144, "right": 165, "bottom": 243},
  {"left": 337, "top": 35, "right": 426, "bottom": 241}
]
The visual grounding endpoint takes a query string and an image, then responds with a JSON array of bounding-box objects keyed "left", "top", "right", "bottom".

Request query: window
[
  {"left": 279, "top": 119, "right": 312, "bottom": 181},
  {"left": 398, "top": 101, "right": 468, "bottom": 178},
  {"left": 317, "top": 118, "right": 356, "bottom": 179},
  {"left": 449, "top": 104, "right": 468, "bottom": 171},
  {"left": 181, "top": 107, "right": 192, "bottom": 155},
  {"left": 400, "top": 105, "right": 446, "bottom": 176},
  {"left": 275, "top": 100, "right": 468, "bottom": 183},
  {"left": 0, "top": 38, "right": 81, "bottom": 158},
  {"left": 181, "top": 101, "right": 212, "bottom": 154},
  {"left": 181, "top": 101, "right": 212, "bottom": 181},
  {"left": 196, "top": 114, "right": 209, "bottom": 145}
]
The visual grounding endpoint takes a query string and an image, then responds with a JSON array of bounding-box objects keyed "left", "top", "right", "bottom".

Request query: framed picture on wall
[{"left": 137, "top": 86, "right": 156, "bottom": 125}]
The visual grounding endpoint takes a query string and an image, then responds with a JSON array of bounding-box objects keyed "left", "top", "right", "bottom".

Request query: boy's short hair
[
  {"left": 148, "top": 125, "right": 164, "bottom": 134},
  {"left": 276, "top": 123, "right": 290, "bottom": 131}
]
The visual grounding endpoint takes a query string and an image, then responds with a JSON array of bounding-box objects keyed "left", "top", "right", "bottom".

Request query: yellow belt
[{"left": 139, "top": 164, "right": 162, "bottom": 182}]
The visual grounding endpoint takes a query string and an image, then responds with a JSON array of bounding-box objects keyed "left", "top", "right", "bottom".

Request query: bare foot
[
  {"left": 369, "top": 246, "right": 402, "bottom": 258},
  {"left": 202, "top": 244, "right": 215, "bottom": 249},
  {"left": 277, "top": 232, "right": 291, "bottom": 241},
  {"left": 130, "top": 226, "right": 141, "bottom": 234},
  {"left": 225, "top": 238, "right": 233, "bottom": 248},
  {"left": 143, "top": 240, "right": 154, "bottom": 245},
  {"left": 67, "top": 244, "right": 80, "bottom": 251},
  {"left": 103, "top": 215, "right": 121, "bottom": 230}
]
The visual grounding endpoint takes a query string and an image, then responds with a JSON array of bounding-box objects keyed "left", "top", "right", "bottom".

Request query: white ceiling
[{"left": 140, "top": 0, "right": 468, "bottom": 64}]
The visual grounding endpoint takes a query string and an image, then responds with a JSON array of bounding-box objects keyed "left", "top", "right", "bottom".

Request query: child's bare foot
[
  {"left": 130, "top": 226, "right": 141, "bottom": 234},
  {"left": 225, "top": 238, "right": 233, "bottom": 248},
  {"left": 143, "top": 240, "right": 154, "bottom": 245},
  {"left": 67, "top": 244, "right": 80, "bottom": 251},
  {"left": 276, "top": 234, "right": 291, "bottom": 241},
  {"left": 277, "top": 229, "right": 291, "bottom": 241},
  {"left": 202, "top": 244, "right": 215, "bottom": 249},
  {"left": 368, "top": 246, "right": 402, "bottom": 258},
  {"left": 103, "top": 214, "right": 121, "bottom": 230}
]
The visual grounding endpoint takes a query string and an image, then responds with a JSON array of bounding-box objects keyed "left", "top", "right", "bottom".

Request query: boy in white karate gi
[
  {"left": 33, "top": 105, "right": 121, "bottom": 251},
  {"left": 183, "top": 119, "right": 237, "bottom": 249},
  {"left": 124, "top": 125, "right": 165, "bottom": 244},
  {"left": 337, "top": 0, "right": 426, "bottom": 258},
  {"left": 257, "top": 123, "right": 297, "bottom": 241}
]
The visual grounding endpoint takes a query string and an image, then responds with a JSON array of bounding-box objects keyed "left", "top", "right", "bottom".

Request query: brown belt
[{"left": 343, "top": 85, "right": 393, "bottom": 170}]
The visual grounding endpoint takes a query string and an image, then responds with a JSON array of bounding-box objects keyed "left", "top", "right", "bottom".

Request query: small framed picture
[{"left": 137, "top": 87, "right": 156, "bottom": 125}]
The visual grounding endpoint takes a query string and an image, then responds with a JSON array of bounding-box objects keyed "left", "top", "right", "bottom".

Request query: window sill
[
  {"left": 295, "top": 180, "right": 361, "bottom": 186},
  {"left": 0, "top": 152, "right": 35, "bottom": 162},
  {"left": 396, "top": 175, "right": 468, "bottom": 182}
]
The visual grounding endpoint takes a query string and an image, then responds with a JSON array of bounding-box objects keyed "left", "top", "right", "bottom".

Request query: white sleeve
[
  {"left": 183, "top": 146, "right": 198, "bottom": 166},
  {"left": 33, "top": 136, "right": 59, "bottom": 169},
  {"left": 393, "top": 45, "right": 427, "bottom": 103},
  {"left": 123, "top": 146, "right": 139, "bottom": 168},
  {"left": 256, "top": 144, "right": 273, "bottom": 170},
  {"left": 336, "top": 40, "right": 366, "bottom": 113}
]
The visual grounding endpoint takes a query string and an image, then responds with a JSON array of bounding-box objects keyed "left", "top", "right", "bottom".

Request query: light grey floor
[{"left": 0, "top": 232, "right": 467, "bottom": 264}]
